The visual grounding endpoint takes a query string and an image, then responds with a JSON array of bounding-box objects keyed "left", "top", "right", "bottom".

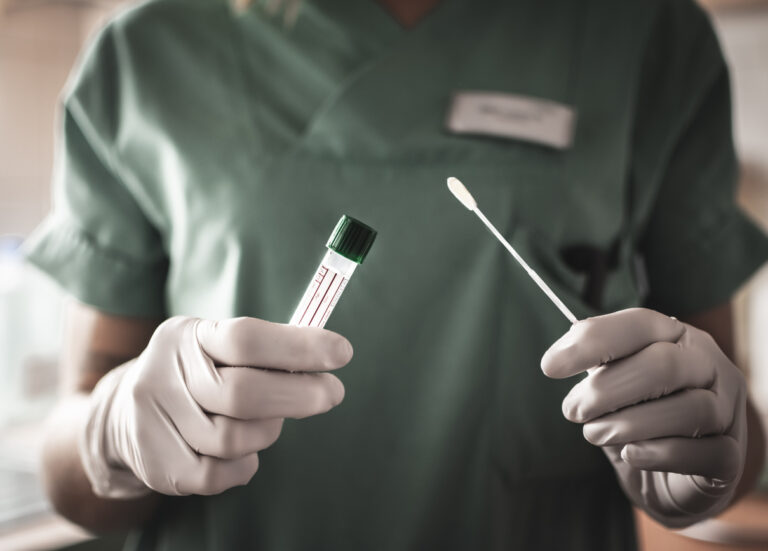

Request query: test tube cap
[{"left": 327, "top": 215, "right": 377, "bottom": 264}]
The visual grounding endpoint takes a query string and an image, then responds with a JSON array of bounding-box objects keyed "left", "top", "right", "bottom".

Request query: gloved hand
[
  {"left": 80, "top": 316, "right": 352, "bottom": 498},
  {"left": 541, "top": 308, "right": 747, "bottom": 528}
]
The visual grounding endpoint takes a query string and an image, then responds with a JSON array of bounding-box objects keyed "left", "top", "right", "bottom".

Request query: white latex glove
[
  {"left": 80, "top": 316, "right": 352, "bottom": 497},
  {"left": 541, "top": 308, "right": 747, "bottom": 528}
]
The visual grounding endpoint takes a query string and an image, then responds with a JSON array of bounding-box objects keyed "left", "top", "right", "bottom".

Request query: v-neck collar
[
  {"left": 291, "top": 0, "right": 459, "bottom": 53},
  {"left": 234, "top": 0, "right": 459, "bottom": 61},
  {"left": 369, "top": 0, "right": 449, "bottom": 30}
]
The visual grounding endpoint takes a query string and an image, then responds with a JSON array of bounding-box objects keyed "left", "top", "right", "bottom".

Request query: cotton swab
[{"left": 447, "top": 177, "right": 578, "bottom": 325}]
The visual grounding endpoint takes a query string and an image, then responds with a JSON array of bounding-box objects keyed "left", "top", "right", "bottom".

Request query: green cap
[{"left": 326, "top": 215, "right": 377, "bottom": 264}]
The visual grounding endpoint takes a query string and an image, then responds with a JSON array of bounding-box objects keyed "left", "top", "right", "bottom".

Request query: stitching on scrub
[
  {"left": 287, "top": 55, "right": 387, "bottom": 158},
  {"left": 66, "top": 100, "right": 127, "bottom": 190},
  {"left": 225, "top": 7, "right": 273, "bottom": 161},
  {"left": 66, "top": 98, "right": 169, "bottom": 241},
  {"left": 47, "top": 217, "right": 167, "bottom": 271}
]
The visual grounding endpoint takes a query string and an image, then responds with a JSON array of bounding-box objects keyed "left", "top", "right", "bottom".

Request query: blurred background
[{"left": 0, "top": 0, "right": 767, "bottom": 549}]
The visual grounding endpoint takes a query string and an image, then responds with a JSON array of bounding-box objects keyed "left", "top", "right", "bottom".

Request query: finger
[
  {"left": 177, "top": 453, "right": 261, "bottom": 496},
  {"left": 179, "top": 416, "right": 284, "bottom": 459},
  {"left": 562, "top": 341, "right": 716, "bottom": 423},
  {"left": 541, "top": 308, "right": 685, "bottom": 379},
  {"left": 621, "top": 436, "right": 742, "bottom": 480},
  {"left": 189, "top": 366, "right": 345, "bottom": 420},
  {"left": 196, "top": 317, "right": 353, "bottom": 372},
  {"left": 582, "top": 389, "right": 726, "bottom": 446}
]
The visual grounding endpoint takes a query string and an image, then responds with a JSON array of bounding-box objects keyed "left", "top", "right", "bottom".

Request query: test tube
[{"left": 289, "top": 215, "right": 377, "bottom": 328}]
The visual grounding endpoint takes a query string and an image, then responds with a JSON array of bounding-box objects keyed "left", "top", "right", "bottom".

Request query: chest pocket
[
  {"left": 484, "top": 189, "right": 647, "bottom": 484},
  {"left": 526, "top": 226, "right": 647, "bottom": 315}
]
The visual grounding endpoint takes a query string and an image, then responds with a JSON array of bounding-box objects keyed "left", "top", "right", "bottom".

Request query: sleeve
[
  {"left": 634, "top": 1, "right": 768, "bottom": 317},
  {"left": 22, "top": 25, "right": 168, "bottom": 318}
]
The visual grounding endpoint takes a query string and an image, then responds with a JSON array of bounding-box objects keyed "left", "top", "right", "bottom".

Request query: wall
[{"left": 0, "top": 0, "right": 116, "bottom": 237}]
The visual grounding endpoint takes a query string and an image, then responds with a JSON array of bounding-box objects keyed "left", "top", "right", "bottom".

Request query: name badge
[{"left": 446, "top": 91, "right": 576, "bottom": 149}]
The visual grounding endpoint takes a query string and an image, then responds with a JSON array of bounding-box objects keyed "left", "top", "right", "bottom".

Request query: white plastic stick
[{"left": 447, "top": 177, "right": 578, "bottom": 325}]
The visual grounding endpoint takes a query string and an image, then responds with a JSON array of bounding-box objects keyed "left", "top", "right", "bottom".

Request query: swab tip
[{"left": 447, "top": 177, "right": 477, "bottom": 211}]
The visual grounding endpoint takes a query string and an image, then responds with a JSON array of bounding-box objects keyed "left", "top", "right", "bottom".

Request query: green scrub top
[{"left": 24, "top": 0, "right": 768, "bottom": 549}]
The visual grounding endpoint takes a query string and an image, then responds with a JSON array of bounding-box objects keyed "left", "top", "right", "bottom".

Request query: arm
[
  {"left": 40, "top": 301, "right": 163, "bottom": 533},
  {"left": 681, "top": 301, "right": 766, "bottom": 504}
]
